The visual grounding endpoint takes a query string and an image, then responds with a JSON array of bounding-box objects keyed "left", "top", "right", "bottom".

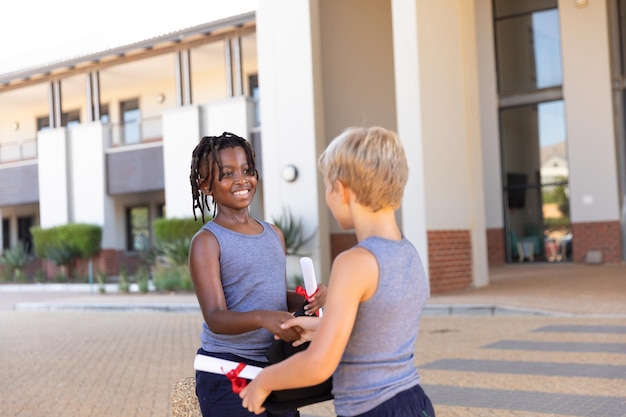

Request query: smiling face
[{"left": 200, "top": 145, "right": 257, "bottom": 212}]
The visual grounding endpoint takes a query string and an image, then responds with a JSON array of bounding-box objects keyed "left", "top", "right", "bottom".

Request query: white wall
[
  {"left": 38, "top": 128, "right": 70, "bottom": 227},
  {"left": 205, "top": 96, "right": 254, "bottom": 137},
  {"left": 415, "top": 0, "right": 473, "bottom": 230},
  {"left": 318, "top": 0, "right": 397, "bottom": 142},
  {"left": 162, "top": 105, "right": 202, "bottom": 220},
  {"left": 69, "top": 122, "right": 107, "bottom": 225},
  {"left": 319, "top": 0, "right": 397, "bottom": 234},
  {"left": 559, "top": 0, "right": 620, "bottom": 223},
  {"left": 0, "top": 83, "right": 48, "bottom": 149}
]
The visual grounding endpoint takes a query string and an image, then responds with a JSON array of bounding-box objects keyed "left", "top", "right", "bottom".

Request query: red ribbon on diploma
[
  {"left": 295, "top": 285, "right": 319, "bottom": 316},
  {"left": 223, "top": 363, "right": 248, "bottom": 393}
]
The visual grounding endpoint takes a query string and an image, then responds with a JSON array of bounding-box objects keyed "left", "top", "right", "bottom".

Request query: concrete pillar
[
  {"left": 38, "top": 128, "right": 70, "bottom": 227},
  {"left": 256, "top": 0, "right": 329, "bottom": 280},
  {"left": 162, "top": 105, "right": 202, "bottom": 220},
  {"left": 392, "top": 0, "right": 489, "bottom": 292},
  {"left": 559, "top": 0, "right": 622, "bottom": 261}
]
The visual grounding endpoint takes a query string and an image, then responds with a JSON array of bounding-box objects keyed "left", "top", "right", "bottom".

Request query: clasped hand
[{"left": 303, "top": 283, "right": 327, "bottom": 315}]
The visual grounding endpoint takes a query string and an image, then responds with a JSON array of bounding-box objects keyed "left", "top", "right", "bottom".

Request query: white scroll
[
  {"left": 193, "top": 354, "right": 262, "bottom": 379},
  {"left": 300, "top": 257, "right": 323, "bottom": 317}
]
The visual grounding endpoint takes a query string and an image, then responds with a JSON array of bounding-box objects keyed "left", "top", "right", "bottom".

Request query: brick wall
[
  {"left": 332, "top": 230, "right": 474, "bottom": 294},
  {"left": 571, "top": 220, "right": 622, "bottom": 263},
  {"left": 486, "top": 228, "right": 505, "bottom": 266},
  {"left": 427, "top": 229, "right": 473, "bottom": 293},
  {"left": 38, "top": 250, "right": 145, "bottom": 280}
]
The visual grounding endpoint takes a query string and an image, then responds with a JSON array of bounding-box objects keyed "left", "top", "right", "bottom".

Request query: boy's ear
[{"left": 335, "top": 180, "right": 351, "bottom": 204}]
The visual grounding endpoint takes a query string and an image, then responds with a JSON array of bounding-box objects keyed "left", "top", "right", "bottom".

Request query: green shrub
[
  {"left": 0, "top": 241, "right": 32, "bottom": 282},
  {"left": 118, "top": 269, "right": 130, "bottom": 293},
  {"left": 96, "top": 270, "right": 107, "bottom": 294},
  {"left": 31, "top": 224, "right": 102, "bottom": 279},
  {"left": 151, "top": 218, "right": 200, "bottom": 267},
  {"left": 153, "top": 218, "right": 201, "bottom": 241},
  {"left": 156, "top": 238, "right": 192, "bottom": 266},
  {"left": 135, "top": 267, "right": 150, "bottom": 293},
  {"left": 152, "top": 264, "right": 192, "bottom": 292}
]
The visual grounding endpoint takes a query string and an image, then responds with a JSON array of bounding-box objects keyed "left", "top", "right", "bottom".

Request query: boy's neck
[{"left": 353, "top": 206, "right": 401, "bottom": 242}]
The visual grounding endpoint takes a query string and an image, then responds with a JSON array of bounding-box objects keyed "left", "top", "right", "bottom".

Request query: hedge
[{"left": 31, "top": 223, "right": 102, "bottom": 264}]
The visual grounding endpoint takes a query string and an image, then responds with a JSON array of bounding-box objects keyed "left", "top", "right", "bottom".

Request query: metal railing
[
  {"left": 105, "top": 116, "right": 163, "bottom": 148},
  {"left": 0, "top": 139, "right": 37, "bottom": 163}
]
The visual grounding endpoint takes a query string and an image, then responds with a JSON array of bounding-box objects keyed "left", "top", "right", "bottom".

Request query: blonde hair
[{"left": 318, "top": 126, "right": 408, "bottom": 212}]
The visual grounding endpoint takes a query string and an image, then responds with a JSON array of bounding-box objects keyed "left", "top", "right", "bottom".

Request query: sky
[{"left": 0, "top": 0, "right": 257, "bottom": 75}]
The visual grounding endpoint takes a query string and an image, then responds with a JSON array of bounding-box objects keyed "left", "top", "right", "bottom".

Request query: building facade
[{"left": 0, "top": 0, "right": 624, "bottom": 292}]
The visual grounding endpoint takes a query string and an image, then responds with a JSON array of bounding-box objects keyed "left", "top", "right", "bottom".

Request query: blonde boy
[{"left": 240, "top": 127, "right": 435, "bottom": 417}]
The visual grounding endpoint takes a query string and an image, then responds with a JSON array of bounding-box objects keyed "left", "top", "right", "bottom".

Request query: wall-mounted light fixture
[
  {"left": 282, "top": 164, "right": 298, "bottom": 182},
  {"left": 12, "top": 121, "right": 19, "bottom": 131},
  {"left": 156, "top": 93, "right": 166, "bottom": 104},
  {"left": 575, "top": 0, "right": 589, "bottom": 7}
]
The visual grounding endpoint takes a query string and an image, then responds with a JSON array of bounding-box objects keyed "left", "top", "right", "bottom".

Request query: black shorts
[
  {"left": 195, "top": 348, "right": 298, "bottom": 417},
  {"left": 338, "top": 384, "right": 436, "bottom": 417}
]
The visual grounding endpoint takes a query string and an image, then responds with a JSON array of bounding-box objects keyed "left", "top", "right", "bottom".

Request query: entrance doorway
[
  {"left": 500, "top": 101, "right": 571, "bottom": 263},
  {"left": 493, "top": 0, "right": 570, "bottom": 263}
]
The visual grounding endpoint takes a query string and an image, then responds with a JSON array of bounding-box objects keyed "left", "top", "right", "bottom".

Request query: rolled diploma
[
  {"left": 300, "top": 257, "right": 323, "bottom": 317},
  {"left": 194, "top": 354, "right": 262, "bottom": 380}
]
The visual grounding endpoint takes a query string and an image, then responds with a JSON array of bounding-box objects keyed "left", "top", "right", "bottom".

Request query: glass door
[{"left": 500, "top": 101, "right": 570, "bottom": 263}]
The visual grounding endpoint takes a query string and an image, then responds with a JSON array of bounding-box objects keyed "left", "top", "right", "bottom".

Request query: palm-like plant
[
  {"left": 0, "top": 241, "right": 32, "bottom": 282},
  {"left": 272, "top": 207, "right": 315, "bottom": 256}
]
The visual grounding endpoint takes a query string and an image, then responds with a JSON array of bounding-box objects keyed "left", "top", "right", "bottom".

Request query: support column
[
  {"left": 225, "top": 39, "right": 234, "bottom": 97},
  {"left": 85, "top": 71, "right": 101, "bottom": 122},
  {"left": 393, "top": 0, "right": 490, "bottom": 292},
  {"left": 256, "top": 0, "right": 329, "bottom": 280},
  {"left": 559, "top": 0, "right": 622, "bottom": 262},
  {"left": 48, "top": 80, "right": 62, "bottom": 128},
  {"left": 231, "top": 37, "right": 243, "bottom": 96},
  {"left": 175, "top": 50, "right": 192, "bottom": 106},
  {"left": 391, "top": 0, "right": 429, "bottom": 289}
]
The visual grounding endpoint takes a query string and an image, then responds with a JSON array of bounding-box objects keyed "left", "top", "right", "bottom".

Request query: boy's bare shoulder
[{"left": 334, "top": 246, "right": 377, "bottom": 271}]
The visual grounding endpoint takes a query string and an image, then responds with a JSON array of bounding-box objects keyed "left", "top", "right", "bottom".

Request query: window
[
  {"left": 120, "top": 98, "right": 141, "bottom": 145},
  {"left": 126, "top": 206, "right": 149, "bottom": 252},
  {"left": 249, "top": 73, "right": 260, "bottom": 127},
  {"left": 62, "top": 110, "right": 80, "bottom": 127},
  {"left": 17, "top": 216, "right": 34, "bottom": 254},
  {"left": 494, "top": 0, "right": 569, "bottom": 263},
  {"left": 36, "top": 110, "right": 82, "bottom": 130},
  {"left": 100, "top": 104, "right": 110, "bottom": 124},
  {"left": 37, "top": 116, "right": 50, "bottom": 131},
  {"left": 494, "top": 0, "right": 561, "bottom": 94},
  {"left": 2, "top": 218, "right": 9, "bottom": 251}
]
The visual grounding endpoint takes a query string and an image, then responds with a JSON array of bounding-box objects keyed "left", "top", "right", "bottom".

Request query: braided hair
[{"left": 190, "top": 132, "right": 258, "bottom": 222}]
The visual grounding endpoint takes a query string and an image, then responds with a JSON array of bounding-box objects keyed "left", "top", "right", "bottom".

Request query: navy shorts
[
  {"left": 338, "top": 384, "right": 436, "bottom": 417},
  {"left": 195, "top": 349, "right": 298, "bottom": 417}
]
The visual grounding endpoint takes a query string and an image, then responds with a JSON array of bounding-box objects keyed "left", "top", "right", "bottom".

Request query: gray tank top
[
  {"left": 332, "top": 236, "right": 427, "bottom": 416},
  {"left": 199, "top": 220, "right": 287, "bottom": 362}
]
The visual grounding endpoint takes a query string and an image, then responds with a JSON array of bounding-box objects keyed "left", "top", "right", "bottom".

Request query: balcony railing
[
  {"left": 105, "top": 116, "right": 163, "bottom": 148},
  {"left": 0, "top": 139, "right": 37, "bottom": 163}
]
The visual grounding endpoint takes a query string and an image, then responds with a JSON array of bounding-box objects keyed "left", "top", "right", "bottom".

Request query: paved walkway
[{"left": 0, "top": 262, "right": 625, "bottom": 417}]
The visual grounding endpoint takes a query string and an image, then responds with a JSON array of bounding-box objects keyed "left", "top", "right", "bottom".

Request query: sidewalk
[
  {"left": 4, "top": 262, "right": 626, "bottom": 317},
  {"left": 1, "top": 262, "right": 625, "bottom": 417},
  {"left": 426, "top": 262, "right": 626, "bottom": 317}
]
